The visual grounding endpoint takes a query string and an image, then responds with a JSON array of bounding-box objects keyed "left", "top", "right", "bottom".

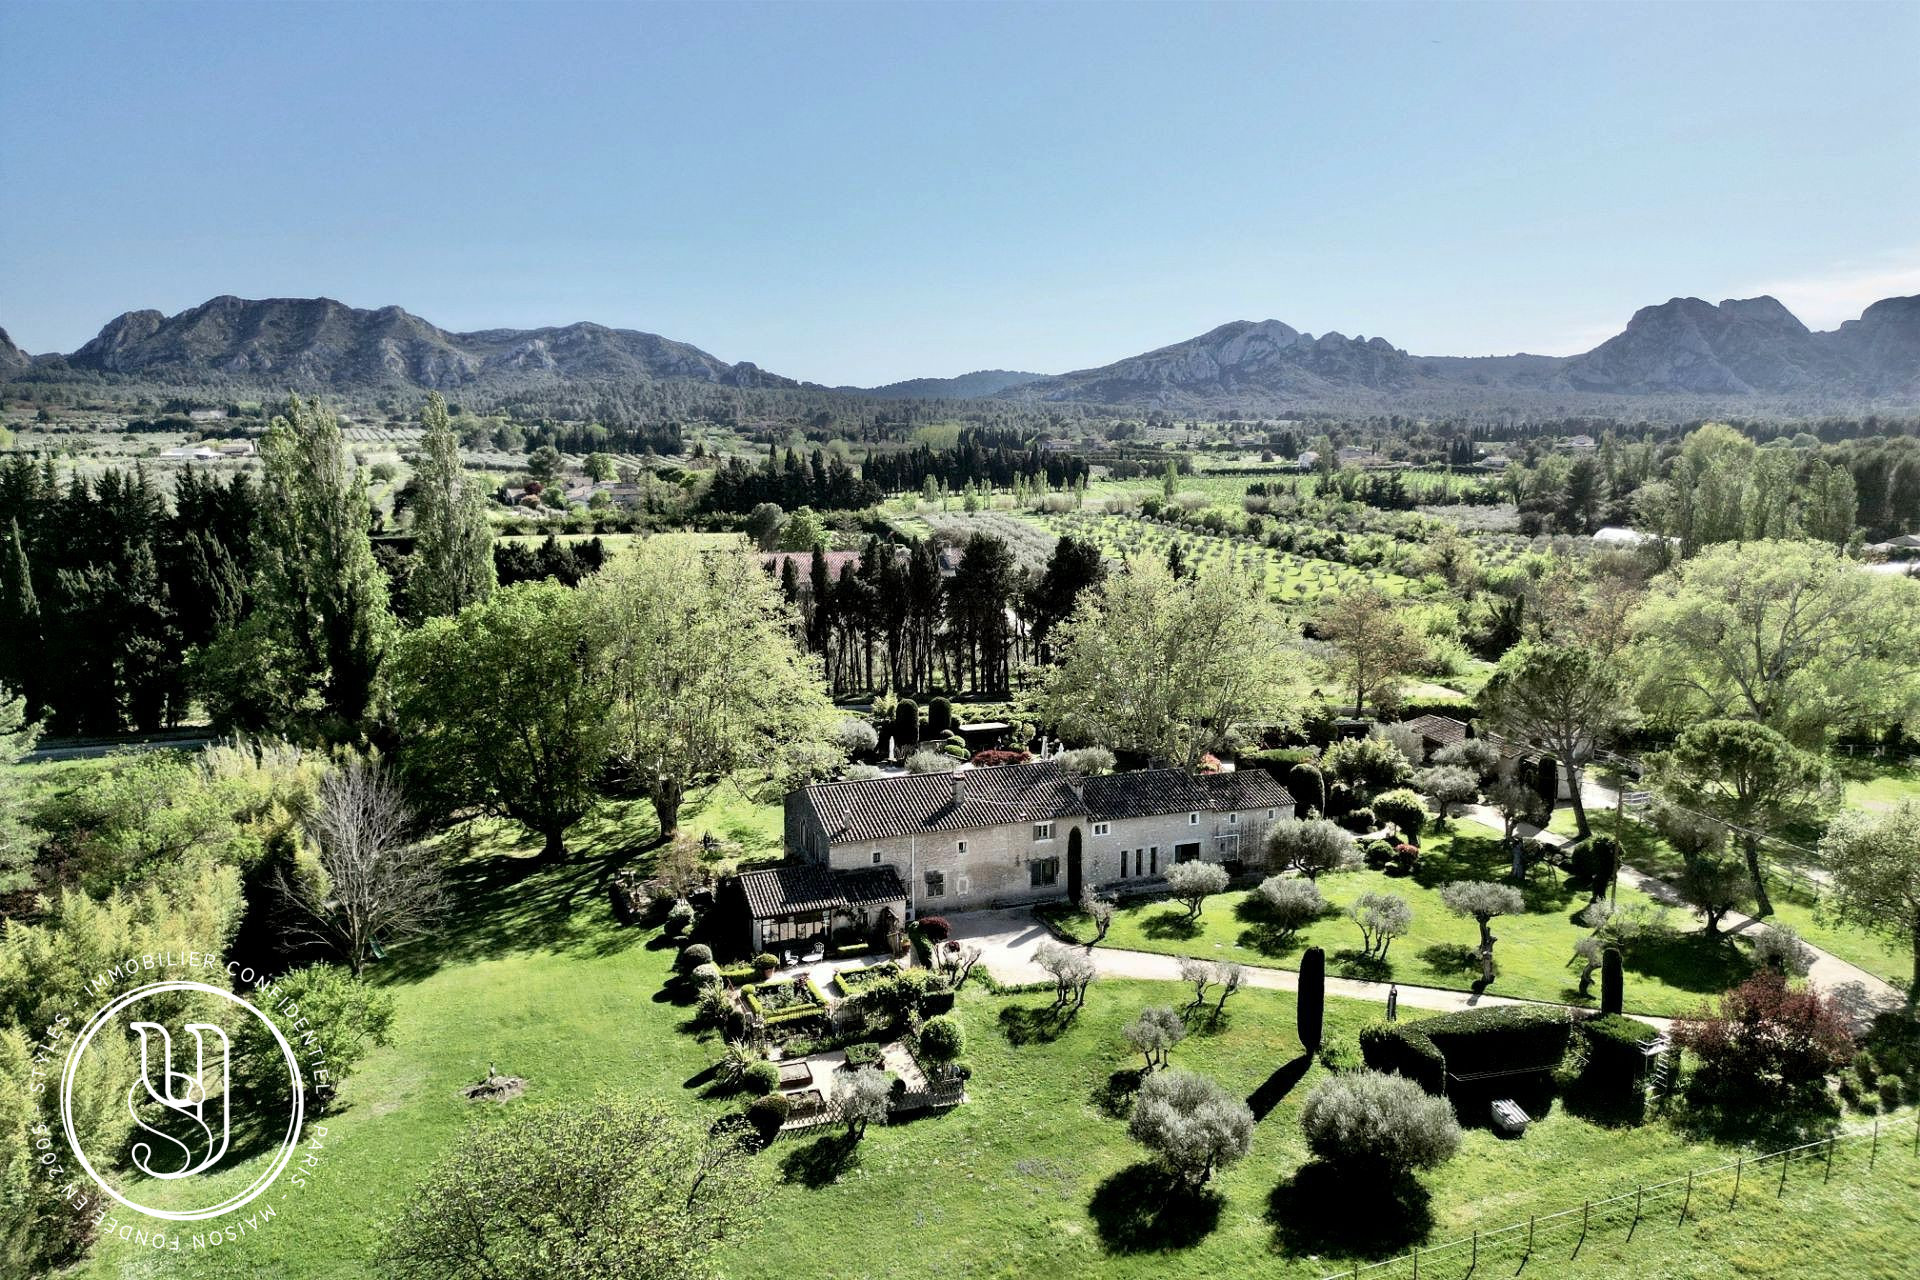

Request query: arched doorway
[{"left": 1067, "top": 826, "right": 1083, "bottom": 902}]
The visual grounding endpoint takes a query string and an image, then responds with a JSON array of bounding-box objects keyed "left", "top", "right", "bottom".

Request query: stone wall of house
[
  {"left": 784, "top": 792, "right": 831, "bottom": 863},
  {"left": 1087, "top": 805, "right": 1285, "bottom": 890},
  {"left": 825, "top": 818, "right": 1086, "bottom": 914}
]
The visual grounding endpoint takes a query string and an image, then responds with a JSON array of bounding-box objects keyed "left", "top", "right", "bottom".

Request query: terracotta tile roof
[
  {"left": 1083, "top": 768, "right": 1293, "bottom": 819},
  {"left": 738, "top": 863, "right": 906, "bottom": 920},
  {"left": 803, "top": 761, "right": 1087, "bottom": 845},
  {"left": 795, "top": 761, "right": 1294, "bottom": 844},
  {"left": 1403, "top": 714, "right": 1470, "bottom": 748}
]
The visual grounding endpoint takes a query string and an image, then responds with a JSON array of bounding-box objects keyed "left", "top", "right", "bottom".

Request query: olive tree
[
  {"left": 1125, "top": 1005, "right": 1187, "bottom": 1071},
  {"left": 1440, "top": 881, "right": 1526, "bottom": 986},
  {"left": 1265, "top": 818, "right": 1358, "bottom": 881},
  {"left": 1165, "top": 860, "right": 1230, "bottom": 920},
  {"left": 1300, "top": 1070, "right": 1461, "bottom": 1179},
  {"left": 1255, "top": 875, "right": 1325, "bottom": 940},
  {"left": 836, "top": 1067, "right": 893, "bottom": 1140},
  {"left": 1349, "top": 891, "right": 1413, "bottom": 960},
  {"left": 1128, "top": 1069, "right": 1255, "bottom": 1187}
]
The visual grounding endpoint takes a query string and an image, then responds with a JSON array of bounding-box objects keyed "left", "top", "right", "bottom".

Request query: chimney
[{"left": 951, "top": 768, "right": 966, "bottom": 807}]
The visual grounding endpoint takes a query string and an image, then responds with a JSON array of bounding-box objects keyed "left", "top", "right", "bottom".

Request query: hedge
[
  {"left": 1361, "top": 1004, "right": 1576, "bottom": 1095},
  {"left": 742, "top": 976, "right": 831, "bottom": 1026},
  {"left": 1578, "top": 1013, "right": 1660, "bottom": 1093}
]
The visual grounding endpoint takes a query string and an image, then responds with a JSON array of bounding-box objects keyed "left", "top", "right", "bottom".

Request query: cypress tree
[
  {"left": 1287, "top": 761, "right": 1326, "bottom": 817},
  {"left": 1600, "top": 947, "right": 1624, "bottom": 1016},
  {"left": 928, "top": 696, "right": 952, "bottom": 737},
  {"left": 0, "top": 518, "right": 42, "bottom": 717},
  {"left": 408, "top": 391, "right": 496, "bottom": 619},
  {"left": 1297, "top": 946, "right": 1325, "bottom": 1052},
  {"left": 893, "top": 698, "right": 919, "bottom": 751}
]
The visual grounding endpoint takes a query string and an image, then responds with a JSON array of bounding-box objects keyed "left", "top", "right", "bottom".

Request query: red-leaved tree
[{"left": 1672, "top": 971, "right": 1854, "bottom": 1109}]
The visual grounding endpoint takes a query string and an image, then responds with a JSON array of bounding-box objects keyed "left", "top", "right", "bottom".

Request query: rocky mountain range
[
  {"left": 999, "top": 295, "right": 1920, "bottom": 409},
  {"left": 39, "top": 295, "right": 795, "bottom": 392},
  {"left": 5, "top": 292, "right": 1916, "bottom": 411}
]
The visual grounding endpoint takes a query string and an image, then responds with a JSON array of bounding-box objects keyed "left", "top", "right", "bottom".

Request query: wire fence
[{"left": 1317, "top": 1112, "right": 1918, "bottom": 1280}]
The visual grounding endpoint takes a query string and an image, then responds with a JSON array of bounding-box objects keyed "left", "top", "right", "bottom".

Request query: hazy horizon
[{"left": 2, "top": 0, "right": 1915, "bottom": 384}]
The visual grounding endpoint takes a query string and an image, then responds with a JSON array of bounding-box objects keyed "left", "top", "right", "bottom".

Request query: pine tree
[
  {"left": 408, "top": 392, "right": 497, "bottom": 619},
  {"left": 0, "top": 519, "right": 42, "bottom": 718}
]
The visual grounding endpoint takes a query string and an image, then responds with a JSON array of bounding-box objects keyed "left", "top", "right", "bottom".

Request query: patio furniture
[
  {"left": 781, "top": 949, "right": 797, "bottom": 968},
  {"left": 800, "top": 941, "right": 826, "bottom": 963},
  {"left": 1491, "top": 1098, "right": 1530, "bottom": 1135}
]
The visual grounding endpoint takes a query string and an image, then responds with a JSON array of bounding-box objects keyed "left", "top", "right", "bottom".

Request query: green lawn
[
  {"left": 1550, "top": 810, "right": 1914, "bottom": 992},
  {"left": 61, "top": 811, "right": 1919, "bottom": 1280},
  {"left": 1832, "top": 753, "right": 1920, "bottom": 813},
  {"left": 1044, "top": 821, "right": 1749, "bottom": 1017}
]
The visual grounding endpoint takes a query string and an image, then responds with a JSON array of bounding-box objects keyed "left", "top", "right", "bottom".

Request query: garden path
[{"left": 944, "top": 907, "right": 1677, "bottom": 1032}]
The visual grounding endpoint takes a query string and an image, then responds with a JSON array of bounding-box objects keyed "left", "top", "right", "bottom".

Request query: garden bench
[{"left": 1490, "top": 1098, "right": 1530, "bottom": 1135}]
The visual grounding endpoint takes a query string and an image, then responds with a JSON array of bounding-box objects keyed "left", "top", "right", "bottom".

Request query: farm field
[
  {"left": 1028, "top": 509, "right": 1424, "bottom": 601},
  {"left": 1040, "top": 819, "right": 1747, "bottom": 1017},
  {"left": 63, "top": 807, "right": 1918, "bottom": 1280}
]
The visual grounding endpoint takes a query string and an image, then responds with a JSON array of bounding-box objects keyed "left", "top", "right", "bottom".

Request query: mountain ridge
[{"left": 8, "top": 292, "right": 1917, "bottom": 409}]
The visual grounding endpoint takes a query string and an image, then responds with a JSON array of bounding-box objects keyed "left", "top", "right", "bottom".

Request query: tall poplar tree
[
  {"left": 202, "top": 396, "right": 391, "bottom": 737},
  {"left": 407, "top": 392, "right": 496, "bottom": 619}
]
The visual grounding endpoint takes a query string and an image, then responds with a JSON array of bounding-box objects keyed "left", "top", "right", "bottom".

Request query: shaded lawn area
[
  {"left": 1833, "top": 753, "right": 1920, "bottom": 813},
  {"left": 1044, "top": 821, "right": 1746, "bottom": 1016},
  {"left": 1549, "top": 810, "right": 1914, "bottom": 991},
  {"left": 68, "top": 811, "right": 1919, "bottom": 1280}
]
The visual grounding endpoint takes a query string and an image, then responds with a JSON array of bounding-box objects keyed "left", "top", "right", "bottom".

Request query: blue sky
[{"left": 1, "top": 0, "right": 1915, "bottom": 385}]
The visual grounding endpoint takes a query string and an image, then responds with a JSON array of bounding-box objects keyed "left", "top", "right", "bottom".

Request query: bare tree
[{"left": 283, "top": 757, "right": 447, "bottom": 975}]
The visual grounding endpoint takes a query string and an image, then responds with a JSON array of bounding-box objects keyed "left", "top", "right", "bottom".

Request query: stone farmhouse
[{"left": 737, "top": 760, "right": 1296, "bottom": 950}]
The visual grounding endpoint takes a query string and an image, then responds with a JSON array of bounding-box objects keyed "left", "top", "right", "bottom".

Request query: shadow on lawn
[
  {"left": 1415, "top": 941, "right": 1481, "bottom": 978},
  {"left": 1414, "top": 832, "right": 1576, "bottom": 914},
  {"left": 999, "top": 1001, "right": 1077, "bottom": 1046},
  {"left": 1232, "top": 894, "right": 1330, "bottom": 959},
  {"left": 1139, "top": 907, "right": 1203, "bottom": 941},
  {"left": 1624, "top": 929, "right": 1751, "bottom": 995},
  {"left": 1268, "top": 1163, "right": 1433, "bottom": 1259},
  {"left": 1330, "top": 949, "right": 1392, "bottom": 982},
  {"left": 377, "top": 821, "right": 661, "bottom": 986},
  {"left": 779, "top": 1131, "right": 861, "bottom": 1187},
  {"left": 1246, "top": 1053, "right": 1311, "bottom": 1122},
  {"left": 1089, "top": 1163, "right": 1223, "bottom": 1253},
  {"left": 1092, "top": 1067, "right": 1144, "bottom": 1118}
]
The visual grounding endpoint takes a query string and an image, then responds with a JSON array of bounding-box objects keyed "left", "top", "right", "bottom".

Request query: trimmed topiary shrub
[
  {"left": 1601, "top": 947, "right": 1624, "bottom": 1015},
  {"left": 919, "top": 1014, "right": 965, "bottom": 1063},
  {"left": 1533, "top": 754, "right": 1560, "bottom": 806},
  {"left": 927, "top": 696, "right": 953, "bottom": 737},
  {"left": 1287, "top": 762, "right": 1327, "bottom": 816},
  {"left": 753, "top": 952, "right": 779, "bottom": 974},
  {"left": 1391, "top": 843, "right": 1421, "bottom": 875},
  {"left": 893, "top": 698, "right": 920, "bottom": 750},
  {"left": 1298, "top": 947, "right": 1326, "bottom": 1052},
  {"left": 1338, "top": 806, "right": 1376, "bottom": 834},
  {"left": 1326, "top": 781, "right": 1354, "bottom": 818},
  {"left": 743, "top": 1060, "right": 781, "bottom": 1096},
  {"left": 1365, "top": 839, "right": 1395, "bottom": 869},
  {"left": 677, "top": 942, "right": 715, "bottom": 973},
  {"left": 918, "top": 916, "right": 952, "bottom": 943},
  {"left": 1578, "top": 1013, "right": 1659, "bottom": 1094},
  {"left": 746, "top": 1092, "right": 790, "bottom": 1139},
  {"left": 1361, "top": 1005, "right": 1575, "bottom": 1095},
  {"left": 1373, "top": 789, "right": 1426, "bottom": 846},
  {"left": 665, "top": 901, "right": 695, "bottom": 936},
  {"left": 691, "top": 962, "right": 723, "bottom": 988}
]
